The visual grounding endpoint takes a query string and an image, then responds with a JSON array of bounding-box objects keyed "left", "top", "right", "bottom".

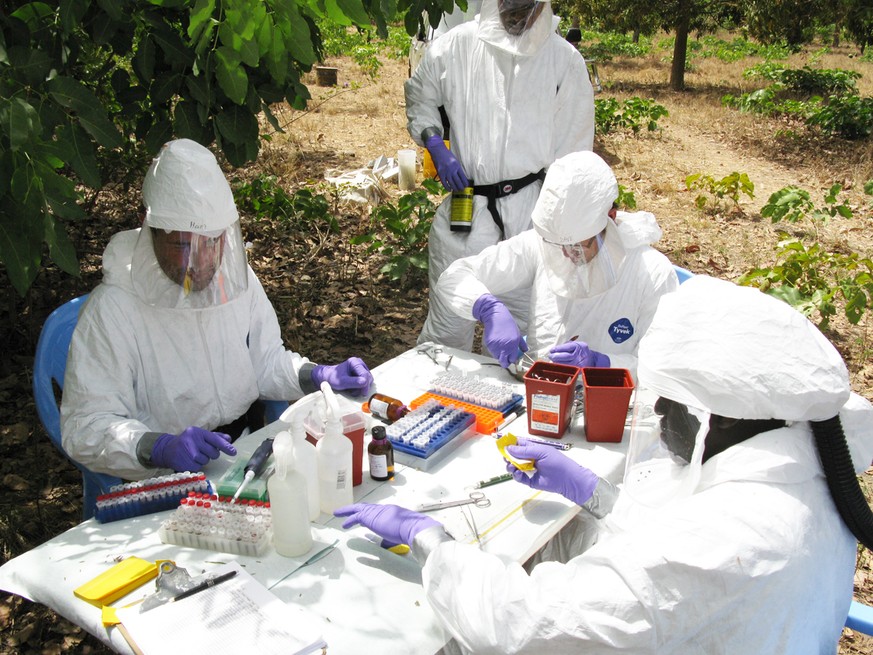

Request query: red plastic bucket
[{"left": 582, "top": 367, "right": 635, "bottom": 442}]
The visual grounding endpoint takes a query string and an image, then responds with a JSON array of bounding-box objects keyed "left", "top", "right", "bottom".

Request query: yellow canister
[{"left": 450, "top": 186, "right": 474, "bottom": 232}]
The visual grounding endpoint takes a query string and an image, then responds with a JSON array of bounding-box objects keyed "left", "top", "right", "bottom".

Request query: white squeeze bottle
[
  {"left": 316, "top": 381, "right": 353, "bottom": 514},
  {"left": 268, "top": 429, "right": 313, "bottom": 557},
  {"left": 280, "top": 393, "right": 321, "bottom": 521}
]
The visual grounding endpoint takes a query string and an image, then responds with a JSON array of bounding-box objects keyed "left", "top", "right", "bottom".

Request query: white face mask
[
  {"left": 622, "top": 394, "right": 710, "bottom": 509},
  {"left": 537, "top": 221, "right": 625, "bottom": 299}
]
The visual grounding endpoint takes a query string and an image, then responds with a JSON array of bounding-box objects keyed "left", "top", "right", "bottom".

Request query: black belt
[
  {"left": 215, "top": 399, "right": 266, "bottom": 442},
  {"left": 473, "top": 169, "right": 546, "bottom": 238}
]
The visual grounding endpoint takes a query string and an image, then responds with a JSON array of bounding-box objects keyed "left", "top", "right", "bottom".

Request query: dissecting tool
[
  {"left": 231, "top": 437, "right": 274, "bottom": 503},
  {"left": 417, "top": 491, "right": 491, "bottom": 512},
  {"left": 474, "top": 473, "right": 513, "bottom": 489}
]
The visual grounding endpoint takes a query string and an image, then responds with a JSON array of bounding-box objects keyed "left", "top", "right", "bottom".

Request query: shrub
[{"left": 595, "top": 97, "right": 668, "bottom": 135}]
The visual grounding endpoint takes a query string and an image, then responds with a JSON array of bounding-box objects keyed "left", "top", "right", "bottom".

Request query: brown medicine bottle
[
  {"left": 368, "top": 426, "right": 395, "bottom": 481},
  {"left": 368, "top": 393, "right": 409, "bottom": 423}
]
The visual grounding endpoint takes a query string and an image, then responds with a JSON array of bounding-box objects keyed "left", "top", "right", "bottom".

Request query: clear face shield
[
  {"left": 537, "top": 219, "right": 627, "bottom": 299},
  {"left": 497, "top": 0, "right": 546, "bottom": 35},
  {"left": 130, "top": 219, "right": 249, "bottom": 309},
  {"left": 622, "top": 394, "right": 710, "bottom": 509}
]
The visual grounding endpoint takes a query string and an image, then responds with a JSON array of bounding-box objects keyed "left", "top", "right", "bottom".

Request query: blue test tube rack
[
  {"left": 94, "top": 472, "right": 212, "bottom": 523},
  {"left": 386, "top": 399, "right": 475, "bottom": 460}
]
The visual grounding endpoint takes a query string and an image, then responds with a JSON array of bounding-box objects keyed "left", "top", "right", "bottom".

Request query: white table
[{"left": 0, "top": 346, "right": 632, "bottom": 654}]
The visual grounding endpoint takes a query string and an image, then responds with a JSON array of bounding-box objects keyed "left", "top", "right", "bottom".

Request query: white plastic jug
[
  {"left": 315, "top": 382, "right": 354, "bottom": 513},
  {"left": 268, "top": 430, "right": 313, "bottom": 557}
]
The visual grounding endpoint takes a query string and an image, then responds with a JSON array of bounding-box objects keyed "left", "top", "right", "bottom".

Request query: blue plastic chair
[
  {"left": 846, "top": 599, "right": 873, "bottom": 635},
  {"left": 673, "top": 265, "right": 694, "bottom": 284},
  {"left": 33, "top": 294, "right": 122, "bottom": 520}
]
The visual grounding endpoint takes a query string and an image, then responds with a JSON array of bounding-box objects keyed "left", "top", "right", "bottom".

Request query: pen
[
  {"left": 524, "top": 435, "right": 572, "bottom": 451},
  {"left": 495, "top": 407, "right": 526, "bottom": 433},
  {"left": 170, "top": 570, "right": 238, "bottom": 603},
  {"left": 475, "top": 473, "right": 513, "bottom": 489}
]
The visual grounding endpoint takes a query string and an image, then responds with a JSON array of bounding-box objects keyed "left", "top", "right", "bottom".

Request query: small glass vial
[
  {"left": 368, "top": 426, "right": 394, "bottom": 481},
  {"left": 368, "top": 393, "right": 409, "bottom": 423}
]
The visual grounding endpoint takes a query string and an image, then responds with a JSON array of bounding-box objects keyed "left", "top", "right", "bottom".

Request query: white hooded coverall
[
  {"left": 414, "top": 276, "right": 873, "bottom": 654},
  {"left": 60, "top": 230, "right": 313, "bottom": 480},
  {"left": 437, "top": 210, "right": 678, "bottom": 375},
  {"left": 406, "top": 0, "right": 595, "bottom": 349}
]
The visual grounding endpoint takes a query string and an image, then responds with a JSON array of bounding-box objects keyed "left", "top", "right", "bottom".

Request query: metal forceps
[
  {"left": 416, "top": 343, "right": 453, "bottom": 370},
  {"left": 417, "top": 491, "right": 491, "bottom": 513}
]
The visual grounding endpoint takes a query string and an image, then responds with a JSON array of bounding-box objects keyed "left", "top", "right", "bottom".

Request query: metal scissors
[{"left": 417, "top": 491, "right": 491, "bottom": 512}]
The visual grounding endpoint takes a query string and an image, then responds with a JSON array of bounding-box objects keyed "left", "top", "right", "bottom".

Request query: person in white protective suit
[
  {"left": 406, "top": 0, "right": 595, "bottom": 351},
  {"left": 334, "top": 275, "right": 873, "bottom": 654},
  {"left": 435, "top": 150, "right": 678, "bottom": 376},
  {"left": 61, "top": 139, "right": 374, "bottom": 480}
]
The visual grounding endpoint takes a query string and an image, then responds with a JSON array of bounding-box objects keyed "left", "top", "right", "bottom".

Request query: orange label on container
[{"left": 531, "top": 409, "right": 558, "bottom": 425}]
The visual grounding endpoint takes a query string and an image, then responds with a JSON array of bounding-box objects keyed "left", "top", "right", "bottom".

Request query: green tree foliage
[{"left": 0, "top": 0, "right": 454, "bottom": 296}]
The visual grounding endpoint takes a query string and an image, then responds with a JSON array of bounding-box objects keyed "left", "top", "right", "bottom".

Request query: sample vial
[
  {"left": 368, "top": 426, "right": 395, "bottom": 481},
  {"left": 450, "top": 186, "right": 474, "bottom": 232},
  {"left": 368, "top": 393, "right": 410, "bottom": 423}
]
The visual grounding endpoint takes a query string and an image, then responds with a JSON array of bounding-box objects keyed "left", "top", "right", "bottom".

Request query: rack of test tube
[
  {"left": 410, "top": 372, "right": 524, "bottom": 434},
  {"left": 94, "top": 472, "right": 212, "bottom": 523},
  {"left": 386, "top": 398, "right": 475, "bottom": 467},
  {"left": 158, "top": 493, "right": 272, "bottom": 556}
]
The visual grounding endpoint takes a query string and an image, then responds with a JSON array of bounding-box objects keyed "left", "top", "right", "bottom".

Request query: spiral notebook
[{"left": 115, "top": 561, "right": 326, "bottom": 655}]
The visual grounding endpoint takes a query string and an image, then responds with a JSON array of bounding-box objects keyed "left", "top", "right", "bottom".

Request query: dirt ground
[{"left": 1, "top": 33, "right": 873, "bottom": 653}]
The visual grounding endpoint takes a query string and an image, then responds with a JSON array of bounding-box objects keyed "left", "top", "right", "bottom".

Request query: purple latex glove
[
  {"left": 334, "top": 503, "right": 441, "bottom": 546},
  {"left": 151, "top": 427, "right": 236, "bottom": 472},
  {"left": 505, "top": 439, "right": 599, "bottom": 506},
  {"left": 472, "top": 294, "right": 527, "bottom": 368},
  {"left": 312, "top": 357, "right": 374, "bottom": 396},
  {"left": 425, "top": 134, "right": 469, "bottom": 191},
  {"left": 549, "top": 340, "right": 610, "bottom": 368}
]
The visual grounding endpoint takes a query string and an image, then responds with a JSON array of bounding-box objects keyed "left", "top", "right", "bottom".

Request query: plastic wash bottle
[
  {"left": 316, "top": 381, "right": 353, "bottom": 514},
  {"left": 280, "top": 392, "right": 321, "bottom": 521},
  {"left": 268, "top": 429, "right": 313, "bottom": 557}
]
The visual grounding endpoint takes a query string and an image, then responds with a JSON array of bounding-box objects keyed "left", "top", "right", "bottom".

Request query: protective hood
[
  {"left": 131, "top": 139, "right": 248, "bottom": 309},
  {"left": 613, "top": 210, "right": 662, "bottom": 249},
  {"left": 624, "top": 275, "right": 866, "bottom": 509},
  {"left": 532, "top": 151, "right": 624, "bottom": 299},
  {"left": 638, "top": 276, "right": 850, "bottom": 422},
  {"left": 477, "top": 0, "right": 554, "bottom": 57},
  {"left": 142, "top": 139, "right": 239, "bottom": 232}
]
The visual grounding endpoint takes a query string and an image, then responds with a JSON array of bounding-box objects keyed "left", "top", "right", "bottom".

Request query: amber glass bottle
[
  {"left": 368, "top": 393, "right": 409, "bottom": 423},
  {"left": 368, "top": 426, "right": 395, "bottom": 481}
]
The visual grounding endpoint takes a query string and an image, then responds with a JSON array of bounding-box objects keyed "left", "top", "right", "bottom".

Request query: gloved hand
[
  {"left": 151, "top": 427, "right": 237, "bottom": 472},
  {"left": 549, "top": 340, "right": 610, "bottom": 368},
  {"left": 425, "top": 134, "right": 469, "bottom": 191},
  {"left": 312, "top": 357, "right": 374, "bottom": 396},
  {"left": 472, "top": 294, "right": 527, "bottom": 368},
  {"left": 334, "top": 503, "right": 441, "bottom": 546},
  {"left": 505, "top": 439, "right": 600, "bottom": 506}
]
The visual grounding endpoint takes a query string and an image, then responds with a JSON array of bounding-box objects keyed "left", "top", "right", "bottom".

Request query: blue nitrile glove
[
  {"left": 505, "top": 439, "right": 600, "bottom": 506},
  {"left": 334, "top": 503, "right": 441, "bottom": 546},
  {"left": 312, "top": 357, "right": 374, "bottom": 396},
  {"left": 549, "top": 340, "right": 610, "bottom": 368},
  {"left": 472, "top": 294, "right": 527, "bottom": 368},
  {"left": 151, "top": 427, "right": 237, "bottom": 472},
  {"left": 425, "top": 134, "right": 469, "bottom": 191}
]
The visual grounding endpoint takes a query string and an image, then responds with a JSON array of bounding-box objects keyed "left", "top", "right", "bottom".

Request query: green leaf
[
  {"left": 215, "top": 104, "right": 258, "bottom": 145},
  {"left": 334, "top": 0, "right": 371, "bottom": 26},
  {"left": 133, "top": 36, "right": 156, "bottom": 84},
  {"left": 144, "top": 118, "right": 173, "bottom": 154},
  {"left": 11, "top": 3, "right": 54, "bottom": 29},
  {"left": 152, "top": 22, "right": 195, "bottom": 71},
  {"left": 219, "top": 137, "right": 258, "bottom": 166},
  {"left": 59, "top": 0, "right": 89, "bottom": 34},
  {"left": 215, "top": 47, "right": 248, "bottom": 105},
  {"left": 55, "top": 123, "right": 102, "bottom": 189},
  {"left": 188, "top": 0, "right": 216, "bottom": 41},
  {"left": 44, "top": 213, "right": 80, "bottom": 276},
  {"left": 274, "top": 3, "right": 316, "bottom": 65},
  {"left": 150, "top": 72, "right": 182, "bottom": 103},
  {"left": 0, "top": 200, "right": 44, "bottom": 296},
  {"left": 9, "top": 98, "right": 41, "bottom": 150},
  {"left": 96, "top": 0, "right": 123, "bottom": 21},
  {"left": 173, "top": 99, "right": 211, "bottom": 143}
]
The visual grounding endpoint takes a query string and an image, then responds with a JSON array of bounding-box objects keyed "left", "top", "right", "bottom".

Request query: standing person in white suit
[
  {"left": 335, "top": 276, "right": 873, "bottom": 654},
  {"left": 61, "top": 139, "right": 373, "bottom": 480},
  {"left": 406, "top": 0, "right": 595, "bottom": 351},
  {"left": 436, "top": 150, "right": 677, "bottom": 376}
]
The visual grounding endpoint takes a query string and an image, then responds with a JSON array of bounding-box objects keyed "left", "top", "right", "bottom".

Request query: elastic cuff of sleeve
[
  {"left": 410, "top": 525, "right": 455, "bottom": 564},
  {"left": 582, "top": 478, "right": 619, "bottom": 519},
  {"left": 299, "top": 362, "right": 319, "bottom": 394},
  {"left": 136, "top": 432, "right": 163, "bottom": 467},
  {"left": 421, "top": 127, "right": 442, "bottom": 143}
]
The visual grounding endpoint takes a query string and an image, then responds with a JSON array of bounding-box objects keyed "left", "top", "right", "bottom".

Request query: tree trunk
[
  {"left": 633, "top": 28, "right": 640, "bottom": 44},
  {"left": 670, "top": 3, "right": 691, "bottom": 91}
]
